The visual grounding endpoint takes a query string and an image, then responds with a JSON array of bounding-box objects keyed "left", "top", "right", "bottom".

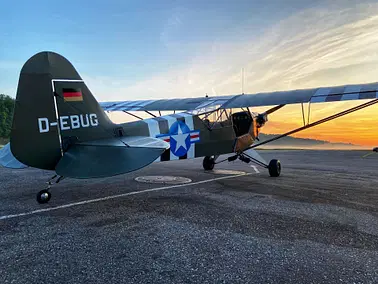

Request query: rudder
[{"left": 10, "top": 51, "right": 115, "bottom": 170}]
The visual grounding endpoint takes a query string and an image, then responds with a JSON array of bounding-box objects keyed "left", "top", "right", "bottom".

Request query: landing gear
[
  {"left": 36, "top": 189, "right": 51, "bottom": 204},
  {"left": 238, "top": 151, "right": 281, "bottom": 177},
  {"left": 36, "top": 175, "right": 65, "bottom": 204},
  {"left": 203, "top": 152, "right": 281, "bottom": 177},
  {"left": 203, "top": 156, "right": 215, "bottom": 171},
  {"left": 268, "top": 159, "right": 281, "bottom": 177}
]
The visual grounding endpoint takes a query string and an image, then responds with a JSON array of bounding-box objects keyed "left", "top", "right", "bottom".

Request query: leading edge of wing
[
  {"left": 100, "top": 95, "right": 234, "bottom": 112},
  {"left": 100, "top": 81, "right": 378, "bottom": 112}
]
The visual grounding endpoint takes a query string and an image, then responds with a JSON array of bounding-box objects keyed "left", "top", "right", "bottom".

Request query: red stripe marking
[
  {"left": 63, "top": 92, "right": 82, "bottom": 98},
  {"left": 190, "top": 134, "right": 199, "bottom": 139}
]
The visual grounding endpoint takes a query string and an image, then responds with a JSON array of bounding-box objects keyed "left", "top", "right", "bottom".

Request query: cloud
[
  {"left": 85, "top": 2, "right": 378, "bottom": 103},
  {"left": 81, "top": 2, "right": 378, "bottom": 146},
  {"left": 160, "top": 7, "right": 185, "bottom": 48}
]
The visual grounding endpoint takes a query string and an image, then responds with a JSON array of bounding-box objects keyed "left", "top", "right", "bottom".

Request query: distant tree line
[{"left": 0, "top": 94, "right": 15, "bottom": 139}]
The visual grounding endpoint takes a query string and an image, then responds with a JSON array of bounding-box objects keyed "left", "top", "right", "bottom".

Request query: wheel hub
[{"left": 40, "top": 192, "right": 50, "bottom": 201}]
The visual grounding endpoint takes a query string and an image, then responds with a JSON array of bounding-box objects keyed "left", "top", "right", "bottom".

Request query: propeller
[{"left": 255, "top": 104, "right": 285, "bottom": 127}]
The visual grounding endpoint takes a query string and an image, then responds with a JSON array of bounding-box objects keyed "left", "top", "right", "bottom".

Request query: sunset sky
[{"left": 2, "top": 0, "right": 378, "bottom": 146}]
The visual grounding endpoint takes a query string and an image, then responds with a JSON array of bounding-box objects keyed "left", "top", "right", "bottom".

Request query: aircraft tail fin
[
  {"left": 9, "top": 51, "right": 168, "bottom": 177},
  {"left": 10, "top": 51, "right": 115, "bottom": 170}
]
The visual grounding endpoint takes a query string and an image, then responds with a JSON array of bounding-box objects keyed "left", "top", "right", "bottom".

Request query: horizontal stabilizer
[
  {"left": 0, "top": 143, "right": 28, "bottom": 169},
  {"left": 55, "top": 137, "right": 167, "bottom": 178},
  {"left": 120, "top": 136, "right": 170, "bottom": 149},
  {"left": 75, "top": 136, "right": 169, "bottom": 149}
]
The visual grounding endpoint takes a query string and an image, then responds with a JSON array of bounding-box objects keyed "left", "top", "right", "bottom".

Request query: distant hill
[{"left": 257, "top": 133, "right": 365, "bottom": 150}]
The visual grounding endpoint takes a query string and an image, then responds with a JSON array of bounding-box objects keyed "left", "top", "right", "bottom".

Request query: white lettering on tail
[
  {"left": 37, "top": 114, "right": 99, "bottom": 133},
  {"left": 59, "top": 116, "right": 70, "bottom": 131},
  {"left": 90, "top": 113, "right": 99, "bottom": 126},
  {"left": 70, "top": 115, "right": 80, "bottom": 129},
  {"left": 38, "top": 118, "right": 49, "bottom": 133}
]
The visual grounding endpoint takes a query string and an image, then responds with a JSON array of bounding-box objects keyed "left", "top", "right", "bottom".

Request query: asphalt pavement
[{"left": 1, "top": 150, "right": 378, "bottom": 284}]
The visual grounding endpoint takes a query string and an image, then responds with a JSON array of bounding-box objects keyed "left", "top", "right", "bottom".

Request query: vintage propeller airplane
[{"left": 1, "top": 51, "right": 377, "bottom": 204}]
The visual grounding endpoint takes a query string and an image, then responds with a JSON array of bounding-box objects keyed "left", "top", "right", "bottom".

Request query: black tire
[
  {"left": 203, "top": 156, "right": 215, "bottom": 171},
  {"left": 37, "top": 189, "right": 51, "bottom": 204},
  {"left": 268, "top": 159, "right": 281, "bottom": 177}
]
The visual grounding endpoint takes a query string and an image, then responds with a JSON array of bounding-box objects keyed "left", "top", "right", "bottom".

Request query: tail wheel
[
  {"left": 203, "top": 156, "right": 215, "bottom": 171},
  {"left": 37, "top": 189, "right": 51, "bottom": 204},
  {"left": 268, "top": 159, "right": 281, "bottom": 177}
]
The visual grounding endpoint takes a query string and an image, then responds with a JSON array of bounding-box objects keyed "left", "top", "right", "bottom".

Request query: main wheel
[
  {"left": 37, "top": 189, "right": 51, "bottom": 204},
  {"left": 203, "top": 156, "right": 215, "bottom": 171},
  {"left": 268, "top": 159, "right": 281, "bottom": 177}
]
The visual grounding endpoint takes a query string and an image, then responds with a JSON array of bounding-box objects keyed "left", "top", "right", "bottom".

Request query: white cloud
[
  {"left": 82, "top": 2, "right": 378, "bottom": 107},
  {"left": 160, "top": 7, "right": 185, "bottom": 48}
]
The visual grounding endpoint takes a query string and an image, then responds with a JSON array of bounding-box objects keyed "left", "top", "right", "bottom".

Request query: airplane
[{"left": 1, "top": 51, "right": 378, "bottom": 204}]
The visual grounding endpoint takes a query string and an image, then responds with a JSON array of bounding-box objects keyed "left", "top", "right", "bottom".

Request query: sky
[{"left": 1, "top": 0, "right": 378, "bottom": 146}]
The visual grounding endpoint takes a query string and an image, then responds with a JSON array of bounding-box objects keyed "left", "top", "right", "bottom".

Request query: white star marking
[{"left": 170, "top": 123, "right": 189, "bottom": 153}]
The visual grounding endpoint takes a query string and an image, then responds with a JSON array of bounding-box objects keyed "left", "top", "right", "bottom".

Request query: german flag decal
[{"left": 63, "top": 88, "right": 83, "bottom": 102}]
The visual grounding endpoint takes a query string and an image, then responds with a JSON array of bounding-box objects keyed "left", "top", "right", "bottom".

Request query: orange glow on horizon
[
  {"left": 257, "top": 101, "right": 378, "bottom": 147},
  {"left": 98, "top": 4, "right": 378, "bottom": 149}
]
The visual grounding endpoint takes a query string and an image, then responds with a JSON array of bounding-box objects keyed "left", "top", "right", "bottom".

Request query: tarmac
[{"left": 0, "top": 150, "right": 378, "bottom": 284}]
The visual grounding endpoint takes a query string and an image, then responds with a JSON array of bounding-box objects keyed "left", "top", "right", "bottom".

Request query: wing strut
[
  {"left": 123, "top": 111, "right": 143, "bottom": 120},
  {"left": 145, "top": 110, "right": 157, "bottom": 118},
  {"left": 307, "top": 102, "right": 311, "bottom": 125},
  {"left": 246, "top": 98, "right": 378, "bottom": 150},
  {"left": 265, "top": 104, "right": 285, "bottom": 115},
  {"left": 301, "top": 103, "right": 306, "bottom": 126}
]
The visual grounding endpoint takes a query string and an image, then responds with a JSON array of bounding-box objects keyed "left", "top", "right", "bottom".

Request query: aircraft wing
[
  {"left": 100, "top": 95, "right": 234, "bottom": 112},
  {"left": 100, "top": 82, "right": 378, "bottom": 112}
]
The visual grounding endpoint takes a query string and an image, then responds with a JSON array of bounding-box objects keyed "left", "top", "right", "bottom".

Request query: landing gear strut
[
  {"left": 237, "top": 151, "right": 282, "bottom": 177},
  {"left": 203, "top": 153, "right": 281, "bottom": 177},
  {"left": 36, "top": 175, "right": 65, "bottom": 204}
]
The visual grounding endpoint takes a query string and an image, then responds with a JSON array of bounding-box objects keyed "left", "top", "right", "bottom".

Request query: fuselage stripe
[
  {"left": 143, "top": 118, "right": 161, "bottom": 162},
  {"left": 183, "top": 115, "right": 195, "bottom": 159}
]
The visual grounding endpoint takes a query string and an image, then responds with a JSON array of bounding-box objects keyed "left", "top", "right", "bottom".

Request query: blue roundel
[{"left": 169, "top": 120, "right": 192, "bottom": 157}]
